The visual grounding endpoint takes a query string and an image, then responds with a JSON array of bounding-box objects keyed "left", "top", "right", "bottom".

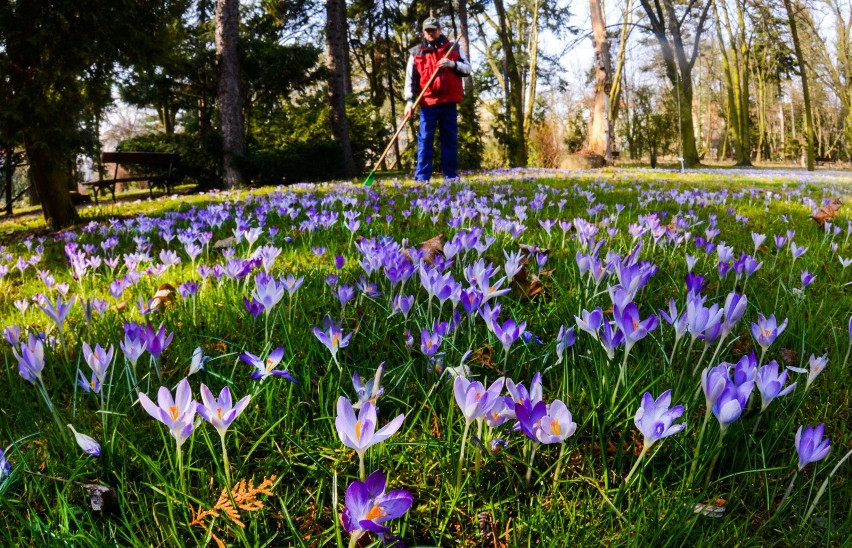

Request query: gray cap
[{"left": 422, "top": 17, "right": 440, "bottom": 30}]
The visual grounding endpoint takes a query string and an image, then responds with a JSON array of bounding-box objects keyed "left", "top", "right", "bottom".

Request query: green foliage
[
  {"left": 118, "top": 132, "right": 221, "bottom": 189},
  {"left": 458, "top": 91, "right": 485, "bottom": 170},
  {"left": 241, "top": 142, "right": 346, "bottom": 184}
]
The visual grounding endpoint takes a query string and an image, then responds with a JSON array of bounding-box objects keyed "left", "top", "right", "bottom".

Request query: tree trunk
[
  {"left": 494, "top": 0, "right": 527, "bottom": 166},
  {"left": 610, "top": 0, "right": 633, "bottom": 125},
  {"left": 588, "top": 0, "right": 612, "bottom": 162},
  {"left": 523, "top": 0, "right": 541, "bottom": 138},
  {"left": 458, "top": 0, "right": 474, "bottom": 93},
  {"left": 782, "top": 0, "right": 815, "bottom": 170},
  {"left": 215, "top": 0, "right": 247, "bottom": 188},
  {"left": 326, "top": 0, "right": 358, "bottom": 178},
  {"left": 24, "top": 138, "right": 78, "bottom": 228}
]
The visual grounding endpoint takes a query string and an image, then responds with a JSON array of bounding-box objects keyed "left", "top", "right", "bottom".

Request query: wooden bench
[
  {"left": 815, "top": 157, "right": 836, "bottom": 166},
  {"left": 84, "top": 151, "right": 179, "bottom": 204}
]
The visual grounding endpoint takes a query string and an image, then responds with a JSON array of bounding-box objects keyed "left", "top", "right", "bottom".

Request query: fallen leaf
[
  {"left": 148, "top": 283, "right": 176, "bottom": 312},
  {"left": 213, "top": 236, "right": 238, "bottom": 248},
  {"left": 811, "top": 198, "right": 841, "bottom": 227},
  {"left": 513, "top": 264, "right": 544, "bottom": 299},
  {"left": 420, "top": 234, "right": 444, "bottom": 264},
  {"left": 779, "top": 348, "right": 798, "bottom": 365}
]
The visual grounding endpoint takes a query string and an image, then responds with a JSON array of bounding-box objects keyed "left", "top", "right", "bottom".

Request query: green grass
[{"left": 0, "top": 167, "right": 850, "bottom": 546}]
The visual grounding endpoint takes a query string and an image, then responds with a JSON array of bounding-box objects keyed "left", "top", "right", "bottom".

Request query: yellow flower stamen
[
  {"left": 366, "top": 503, "right": 386, "bottom": 521},
  {"left": 355, "top": 420, "right": 362, "bottom": 440},
  {"left": 550, "top": 420, "right": 561, "bottom": 435},
  {"left": 169, "top": 405, "right": 179, "bottom": 421}
]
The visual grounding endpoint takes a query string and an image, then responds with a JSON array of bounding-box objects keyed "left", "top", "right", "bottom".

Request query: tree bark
[
  {"left": 782, "top": 0, "right": 815, "bottom": 170},
  {"left": 458, "top": 0, "right": 474, "bottom": 93},
  {"left": 24, "top": 138, "right": 79, "bottom": 228},
  {"left": 215, "top": 0, "right": 247, "bottom": 188},
  {"left": 493, "top": 0, "right": 528, "bottom": 166},
  {"left": 609, "top": 0, "right": 633, "bottom": 125},
  {"left": 326, "top": 0, "right": 358, "bottom": 178},
  {"left": 588, "top": 0, "right": 613, "bottom": 162}
]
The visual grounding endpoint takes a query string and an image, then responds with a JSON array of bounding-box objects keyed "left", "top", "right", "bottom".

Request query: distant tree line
[{"left": 1, "top": 0, "right": 850, "bottom": 229}]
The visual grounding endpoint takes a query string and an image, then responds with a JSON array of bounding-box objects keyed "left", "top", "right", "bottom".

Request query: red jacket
[{"left": 407, "top": 36, "right": 466, "bottom": 106}]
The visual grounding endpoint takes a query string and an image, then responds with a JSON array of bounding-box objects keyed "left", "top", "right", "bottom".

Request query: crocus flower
[
  {"left": 119, "top": 334, "right": 147, "bottom": 367},
  {"left": 12, "top": 334, "right": 45, "bottom": 384},
  {"left": 574, "top": 307, "right": 603, "bottom": 339},
  {"left": 492, "top": 318, "right": 527, "bottom": 353},
  {"left": 795, "top": 424, "right": 831, "bottom": 470},
  {"left": 702, "top": 363, "right": 730, "bottom": 410},
  {"left": 755, "top": 361, "right": 796, "bottom": 411},
  {"left": 67, "top": 424, "right": 101, "bottom": 457},
  {"left": 352, "top": 364, "right": 385, "bottom": 409},
  {"left": 312, "top": 315, "right": 352, "bottom": 365},
  {"left": 77, "top": 369, "right": 101, "bottom": 394},
  {"left": 82, "top": 342, "right": 114, "bottom": 384},
  {"left": 420, "top": 329, "right": 442, "bottom": 357},
  {"left": 453, "top": 376, "right": 506, "bottom": 422},
  {"left": 197, "top": 384, "right": 251, "bottom": 437},
  {"left": 720, "top": 292, "right": 747, "bottom": 340},
  {"left": 243, "top": 297, "right": 264, "bottom": 319},
  {"left": 143, "top": 323, "right": 174, "bottom": 360},
  {"left": 138, "top": 378, "right": 196, "bottom": 448},
  {"left": 188, "top": 346, "right": 209, "bottom": 376},
  {"left": 0, "top": 448, "right": 9, "bottom": 478},
  {"left": 40, "top": 295, "right": 76, "bottom": 335},
  {"left": 789, "top": 353, "right": 829, "bottom": 391},
  {"left": 4, "top": 325, "right": 21, "bottom": 346},
  {"left": 555, "top": 325, "right": 577, "bottom": 365},
  {"left": 535, "top": 400, "right": 577, "bottom": 444},
  {"left": 614, "top": 302, "right": 658, "bottom": 347},
  {"left": 751, "top": 313, "right": 788, "bottom": 351},
  {"left": 251, "top": 273, "right": 285, "bottom": 312},
  {"left": 711, "top": 379, "right": 754, "bottom": 430},
  {"left": 800, "top": 270, "right": 816, "bottom": 288},
  {"left": 390, "top": 294, "right": 414, "bottom": 318},
  {"left": 336, "top": 397, "right": 404, "bottom": 479},
  {"left": 634, "top": 390, "right": 686, "bottom": 448},
  {"left": 239, "top": 347, "right": 297, "bottom": 382},
  {"left": 341, "top": 470, "right": 412, "bottom": 546}
]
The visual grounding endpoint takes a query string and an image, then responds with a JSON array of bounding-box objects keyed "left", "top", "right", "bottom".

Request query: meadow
[{"left": 0, "top": 167, "right": 850, "bottom": 546}]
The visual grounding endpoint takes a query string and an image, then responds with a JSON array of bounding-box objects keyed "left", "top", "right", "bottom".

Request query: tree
[
  {"left": 216, "top": 0, "right": 247, "bottom": 188},
  {"left": 713, "top": 0, "right": 753, "bottom": 166},
  {"left": 781, "top": 0, "right": 815, "bottom": 169},
  {"left": 588, "top": 0, "right": 613, "bottom": 162},
  {"left": 326, "top": 0, "right": 358, "bottom": 177},
  {"left": 637, "top": 0, "right": 713, "bottom": 166},
  {"left": 0, "top": 0, "right": 173, "bottom": 229}
]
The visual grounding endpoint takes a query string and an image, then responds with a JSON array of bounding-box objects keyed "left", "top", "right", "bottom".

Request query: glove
[{"left": 404, "top": 101, "right": 414, "bottom": 118}]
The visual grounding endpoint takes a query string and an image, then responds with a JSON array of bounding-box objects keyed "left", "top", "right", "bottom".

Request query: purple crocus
[
  {"left": 312, "top": 315, "right": 352, "bottom": 366},
  {"left": 795, "top": 424, "right": 831, "bottom": 470},
  {"left": 702, "top": 363, "right": 731, "bottom": 410},
  {"left": 77, "top": 370, "right": 101, "bottom": 394},
  {"left": 720, "top": 292, "right": 747, "bottom": 340},
  {"left": 143, "top": 323, "right": 174, "bottom": 361},
  {"left": 40, "top": 295, "right": 76, "bottom": 339},
  {"left": 634, "top": 390, "right": 686, "bottom": 448},
  {"left": 614, "top": 302, "right": 658, "bottom": 348},
  {"left": 138, "top": 378, "right": 196, "bottom": 448},
  {"left": 492, "top": 318, "right": 527, "bottom": 353},
  {"left": 197, "top": 384, "right": 251, "bottom": 437},
  {"left": 390, "top": 294, "right": 414, "bottom": 318},
  {"left": 67, "top": 424, "right": 101, "bottom": 457},
  {"left": 82, "top": 342, "right": 114, "bottom": 384},
  {"left": 751, "top": 313, "right": 788, "bottom": 351},
  {"left": 251, "top": 273, "right": 285, "bottom": 313},
  {"left": 574, "top": 307, "right": 603, "bottom": 339},
  {"left": 243, "top": 297, "right": 264, "bottom": 319},
  {"left": 12, "top": 334, "right": 45, "bottom": 383},
  {"left": 800, "top": 269, "right": 816, "bottom": 288},
  {"left": 341, "top": 470, "right": 412, "bottom": 546},
  {"left": 0, "top": 448, "right": 9, "bottom": 478},
  {"left": 555, "top": 325, "right": 577, "bottom": 365},
  {"left": 336, "top": 397, "right": 404, "bottom": 479},
  {"left": 352, "top": 364, "right": 385, "bottom": 410},
  {"left": 534, "top": 400, "right": 577, "bottom": 444},
  {"left": 453, "top": 376, "right": 506, "bottom": 422},
  {"left": 239, "top": 347, "right": 297, "bottom": 382},
  {"left": 755, "top": 361, "right": 796, "bottom": 411},
  {"left": 711, "top": 378, "right": 754, "bottom": 430},
  {"left": 119, "top": 333, "right": 147, "bottom": 368},
  {"left": 420, "top": 329, "right": 442, "bottom": 357}
]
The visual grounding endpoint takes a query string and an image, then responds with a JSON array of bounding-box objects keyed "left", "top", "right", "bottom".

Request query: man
[{"left": 404, "top": 17, "right": 471, "bottom": 182}]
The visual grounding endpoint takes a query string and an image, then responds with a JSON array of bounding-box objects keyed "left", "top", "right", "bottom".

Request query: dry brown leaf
[
  {"left": 811, "top": 198, "right": 842, "bottom": 227},
  {"left": 213, "top": 236, "right": 238, "bottom": 248},
  {"left": 83, "top": 484, "right": 117, "bottom": 514},
  {"left": 518, "top": 243, "right": 549, "bottom": 255},
  {"left": 419, "top": 234, "right": 444, "bottom": 264},
  {"left": 190, "top": 476, "right": 277, "bottom": 536},
  {"left": 512, "top": 264, "right": 544, "bottom": 299},
  {"left": 148, "top": 283, "right": 176, "bottom": 312}
]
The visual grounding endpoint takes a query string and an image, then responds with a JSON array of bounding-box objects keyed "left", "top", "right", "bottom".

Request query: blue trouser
[{"left": 415, "top": 103, "right": 458, "bottom": 181}]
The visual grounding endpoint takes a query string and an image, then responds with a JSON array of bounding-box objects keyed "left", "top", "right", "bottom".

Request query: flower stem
[
  {"left": 358, "top": 450, "right": 366, "bottom": 482},
  {"left": 455, "top": 420, "right": 472, "bottom": 489},
  {"left": 624, "top": 444, "right": 651, "bottom": 484},
  {"left": 220, "top": 433, "right": 231, "bottom": 487},
  {"left": 688, "top": 411, "right": 712, "bottom": 485},
  {"left": 525, "top": 443, "right": 539, "bottom": 486},
  {"left": 176, "top": 443, "right": 186, "bottom": 494},
  {"left": 347, "top": 532, "right": 362, "bottom": 548},
  {"left": 552, "top": 443, "right": 567, "bottom": 488},
  {"left": 776, "top": 470, "right": 798, "bottom": 512}
]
